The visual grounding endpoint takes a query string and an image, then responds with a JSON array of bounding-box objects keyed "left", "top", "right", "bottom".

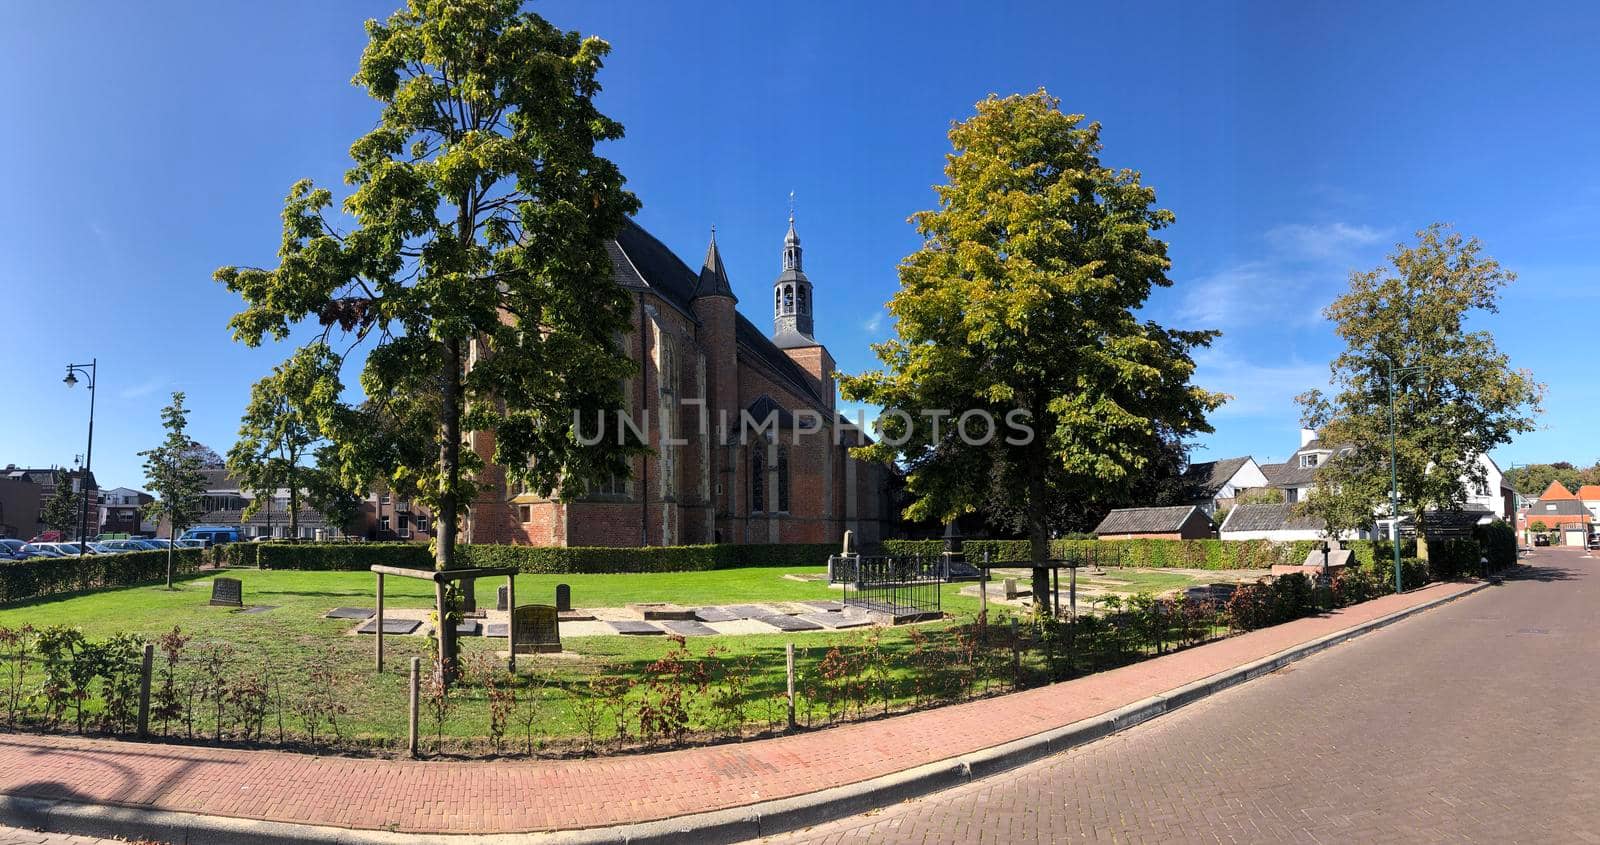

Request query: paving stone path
[
  {"left": 0, "top": 578, "right": 1480, "bottom": 838},
  {"left": 767, "top": 549, "right": 1599, "bottom": 844}
]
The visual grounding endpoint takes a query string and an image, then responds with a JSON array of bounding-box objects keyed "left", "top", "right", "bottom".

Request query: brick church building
[{"left": 464, "top": 213, "right": 896, "bottom": 547}]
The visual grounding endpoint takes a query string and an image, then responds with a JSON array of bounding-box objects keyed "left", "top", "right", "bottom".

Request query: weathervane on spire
[{"left": 788, "top": 190, "right": 795, "bottom": 224}]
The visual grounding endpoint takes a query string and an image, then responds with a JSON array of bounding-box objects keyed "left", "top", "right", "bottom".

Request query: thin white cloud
[
  {"left": 1193, "top": 344, "right": 1330, "bottom": 420},
  {"left": 1264, "top": 222, "right": 1389, "bottom": 262},
  {"left": 117, "top": 379, "right": 161, "bottom": 400},
  {"left": 863, "top": 309, "right": 884, "bottom": 333}
]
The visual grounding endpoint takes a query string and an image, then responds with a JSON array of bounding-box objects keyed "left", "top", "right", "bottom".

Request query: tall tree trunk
[{"left": 1026, "top": 455, "right": 1052, "bottom": 613}]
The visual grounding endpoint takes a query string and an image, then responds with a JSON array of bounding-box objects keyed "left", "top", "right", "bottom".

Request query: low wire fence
[{"left": 840, "top": 555, "right": 944, "bottom": 617}]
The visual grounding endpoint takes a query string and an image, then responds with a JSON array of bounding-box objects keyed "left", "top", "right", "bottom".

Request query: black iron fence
[{"left": 840, "top": 555, "right": 943, "bottom": 617}]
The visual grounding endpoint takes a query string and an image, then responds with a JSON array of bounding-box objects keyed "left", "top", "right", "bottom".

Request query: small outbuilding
[
  {"left": 1219, "top": 503, "right": 1328, "bottom": 542},
  {"left": 1093, "top": 506, "right": 1214, "bottom": 540}
]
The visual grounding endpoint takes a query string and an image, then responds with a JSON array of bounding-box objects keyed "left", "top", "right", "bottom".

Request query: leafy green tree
[
  {"left": 1298, "top": 225, "right": 1544, "bottom": 558},
  {"left": 40, "top": 470, "right": 82, "bottom": 539},
  {"left": 1235, "top": 487, "right": 1286, "bottom": 506},
  {"left": 141, "top": 392, "right": 208, "bottom": 589},
  {"left": 227, "top": 344, "right": 341, "bottom": 540},
  {"left": 841, "top": 91, "right": 1225, "bottom": 601},
  {"left": 215, "top": 0, "right": 643, "bottom": 680},
  {"left": 1295, "top": 465, "right": 1379, "bottom": 541},
  {"left": 306, "top": 445, "right": 364, "bottom": 536}
]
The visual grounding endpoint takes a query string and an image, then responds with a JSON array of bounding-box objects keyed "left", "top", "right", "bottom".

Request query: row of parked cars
[{"left": 0, "top": 536, "right": 206, "bottom": 561}]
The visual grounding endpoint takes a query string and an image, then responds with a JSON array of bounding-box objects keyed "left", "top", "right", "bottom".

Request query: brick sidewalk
[{"left": 0, "top": 580, "right": 1480, "bottom": 836}]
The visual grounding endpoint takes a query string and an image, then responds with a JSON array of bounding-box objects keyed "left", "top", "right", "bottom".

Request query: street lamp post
[
  {"left": 1387, "top": 361, "right": 1425, "bottom": 593},
  {"left": 63, "top": 360, "right": 98, "bottom": 559}
]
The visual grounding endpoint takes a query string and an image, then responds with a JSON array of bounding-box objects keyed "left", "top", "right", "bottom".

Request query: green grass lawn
[
  {"left": 0, "top": 567, "right": 999, "bottom": 752},
  {"left": 0, "top": 565, "right": 1226, "bottom": 755}
]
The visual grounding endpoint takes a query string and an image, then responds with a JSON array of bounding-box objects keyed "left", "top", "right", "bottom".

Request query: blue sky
[{"left": 2, "top": 1, "right": 1595, "bottom": 492}]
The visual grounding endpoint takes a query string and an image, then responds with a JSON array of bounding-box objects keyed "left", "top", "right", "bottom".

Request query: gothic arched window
[
  {"left": 796, "top": 286, "right": 807, "bottom": 314},
  {"left": 775, "top": 288, "right": 782, "bottom": 311},
  {"left": 777, "top": 448, "right": 790, "bottom": 513},
  {"left": 783, "top": 284, "right": 795, "bottom": 314},
  {"left": 750, "top": 449, "right": 766, "bottom": 513}
]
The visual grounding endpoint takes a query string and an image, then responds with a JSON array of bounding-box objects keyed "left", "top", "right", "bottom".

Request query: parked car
[
  {"left": 179, "top": 526, "right": 240, "bottom": 547},
  {"left": 0, "top": 539, "right": 30, "bottom": 557},
  {"left": 1534, "top": 534, "right": 1551, "bottom": 546},
  {"left": 85, "top": 542, "right": 122, "bottom": 554},
  {"left": 20, "top": 543, "right": 63, "bottom": 558},
  {"left": 41, "top": 542, "right": 90, "bottom": 555},
  {"left": 175, "top": 539, "right": 207, "bottom": 549},
  {"left": 95, "top": 539, "right": 150, "bottom": 553},
  {"left": 140, "top": 538, "right": 173, "bottom": 550}
]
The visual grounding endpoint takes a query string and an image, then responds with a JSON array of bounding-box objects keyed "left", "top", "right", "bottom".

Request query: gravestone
[
  {"left": 1003, "top": 578, "right": 1027, "bottom": 600},
  {"left": 555, "top": 583, "right": 571, "bottom": 612},
  {"left": 484, "top": 623, "right": 508, "bottom": 638},
  {"left": 209, "top": 577, "right": 243, "bottom": 608},
  {"left": 496, "top": 585, "right": 510, "bottom": 612},
  {"left": 694, "top": 606, "right": 739, "bottom": 623},
  {"left": 755, "top": 614, "right": 824, "bottom": 632},
  {"left": 240, "top": 605, "right": 277, "bottom": 615},
  {"left": 324, "top": 607, "right": 374, "bottom": 620},
  {"left": 511, "top": 604, "right": 562, "bottom": 654},
  {"left": 841, "top": 529, "right": 856, "bottom": 556},
  {"left": 356, "top": 617, "right": 421, "bottom": 635},
  {"left": 608, "top": 620, "right": 665, "bottom": 635},
  {"left": 660, "top": 620, "right": 718, "bottom": 637}
]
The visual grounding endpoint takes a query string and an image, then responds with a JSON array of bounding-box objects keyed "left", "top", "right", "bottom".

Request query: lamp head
[{"left": 63, "top": 370, "right": 78, "bottom": 388}]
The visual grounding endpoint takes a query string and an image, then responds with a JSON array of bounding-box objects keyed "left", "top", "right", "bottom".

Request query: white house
[{"left": 1184, "top": 456, "right": 1271, "bottom": 515}]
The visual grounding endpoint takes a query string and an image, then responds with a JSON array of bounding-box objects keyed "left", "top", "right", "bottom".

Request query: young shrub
[
  {"left": 636, "top": 636, "right": 711, "bottom": 746},
  {"left": 152, "top": 627, "right": 190, "bottom": 737},
  {"left": 227, "top": 665, "right": 271, "bottom": 743},
  {"left": 96, "top": 633, "right": 147, "bottom": 734},
  {"left": 34, "top": 626, "right": 88, "bottom": 730},
  {"left": 0, "top": 625, "right": 34, "bottom": 725},
  {"left": 421, "top": 656, "right": 456, "bottom": 754},
  {"left": 196, "top": 643, "right": 235, "bottom": 742},
  {"left": 467, "top": 654, "right": 515, "bottom": 755}
]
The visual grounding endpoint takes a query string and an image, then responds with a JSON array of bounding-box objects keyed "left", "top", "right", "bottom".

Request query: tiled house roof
[
  {"left": 1184, "top": 457, "right": 1251, "bottom": 497},
  {"left": 1220, "top": 503, "right": 1322, "bottom": 533},
  {"left": 1093, "top": 506, "right": 1206, "bottom": 535}
]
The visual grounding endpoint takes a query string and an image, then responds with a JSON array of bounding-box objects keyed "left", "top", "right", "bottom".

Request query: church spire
[
  {"left": 772, "top": 193, "right": 815, "bottom": 346},
  {"left": 695, "top": 224, "right": 736, "bottom": 301}
]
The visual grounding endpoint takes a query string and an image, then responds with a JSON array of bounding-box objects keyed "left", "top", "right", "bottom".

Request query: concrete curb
[{"left": 1, "top": 580, "right": 1491, "bottom": 845}]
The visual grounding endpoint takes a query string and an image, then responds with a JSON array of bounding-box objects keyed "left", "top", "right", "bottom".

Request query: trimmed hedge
[
  {"left": 0, "top": 548, "right": 203, "bottom": 605},
  {"left": 457, "top": 542, "right": 839, "bottom": 574},
  {"left": 252, "top": 543, "right": 434, "bottom": 571},
  {"left": 880, "top": 538, "right": 1412, "bottom": 570},
  {"left": 211, "top": 541, "right": 839, "bottom": 575}
]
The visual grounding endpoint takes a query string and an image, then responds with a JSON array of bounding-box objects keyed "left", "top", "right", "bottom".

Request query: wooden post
[
  {"left": 434, "top": 580, "right": 454, "bottom": 685},
  {"left": 136, "top": 642, "right": 154, "bottom": 737},
  {"left": 979, "top": 550, "right": 989, "bottom": 623},
  {"left": 407, "top": 657, "right": 420, "bottom": 757},
  {"left": 375, "top": 572, "right": 385, "bottom": 673},
  {"left": 1051, "top": 566, "right": 1060, "bottom": 617},
  {"left": 506, "top": 574, "right": 517, "bottom": 673},
  {"left": 785, "top": 642, "right": 796, "bottom": 730},
  {"left": 1009, "top": 618, "right": 1021, "bottom": 687},
  {"left": 1069, "top": 565, "right": 1077, "bottom": 619}
]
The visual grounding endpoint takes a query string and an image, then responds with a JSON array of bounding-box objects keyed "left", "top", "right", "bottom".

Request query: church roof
[
  {"left": 695, "top": 231, "right": 737, "bottom": 301},
  {"left": 608, "top": 219, "right": 703, "bottom": 318},
  {"left": 735, "top": 313, "right": 830, "bottom": 411},
  {"left": 603, "top": 218, "right": 831, "bottom": 415}
]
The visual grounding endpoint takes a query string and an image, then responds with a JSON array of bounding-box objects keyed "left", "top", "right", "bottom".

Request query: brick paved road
[
  {"left": 768, "top": 549, "right": 1600, "bottom": 844},
  {"left": 0, "top": 826, "right": 130, "bottom": 845}
]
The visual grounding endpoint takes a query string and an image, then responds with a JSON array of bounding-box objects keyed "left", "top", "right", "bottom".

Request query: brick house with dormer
[{"left": 464, "top": 213, "right": 895, "bottom": 547}]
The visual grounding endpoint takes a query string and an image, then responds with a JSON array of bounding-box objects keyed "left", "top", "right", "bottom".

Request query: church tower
[{"left": 772, "top": 209, "right": 815, "bottom": 346}]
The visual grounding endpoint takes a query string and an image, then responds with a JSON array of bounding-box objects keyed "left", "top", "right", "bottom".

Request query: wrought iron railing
[{"left": 840, "top": 554, "right": 943, "bottom": 616}]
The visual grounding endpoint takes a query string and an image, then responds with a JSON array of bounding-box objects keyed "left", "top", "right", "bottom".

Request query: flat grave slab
[
  {"left": 693, "top": 607, "right": 740, "bottom": 623},
  {"left": 725, "top": 604, "right": 777, "bottom": 620},
  {"left": 559, "top": 610, "right": 597, "bottom": 622},
  {"left": 800, "top": 612, "right": 870, "bottom": 630},
  {"left": 239, "top": 605, "right": 278, "bottom": 615},
  {"left": 456, "top": 620, "right": 482, "bottom": 636},
  {"left": 802, "top": 600, "right": 846, "bottom": 612},
  {"left": 324, "top": 607, "right": 375, "bottom": 620},
  {"left": 356, "top": 618, "right": 421, "bottom": 635},
  {"left": 484, "top": 623, "right": 508, "bottom": 638},
  {"left": 754, "top": 614, "right": 823, "bottom": 632},
  {"left": 661, "top": 620, "right": 719, "bottom": 637},
  {"left": 608, "top": 620, "right": 666, "bottom": 635},
  {"left": 626, "top": 602, "right": 697, "bottom": 621}
]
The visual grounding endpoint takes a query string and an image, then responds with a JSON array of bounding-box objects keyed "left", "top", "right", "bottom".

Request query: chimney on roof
[{"left": 1300, "top": 428, "right": 1317, "bottom": 448}]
